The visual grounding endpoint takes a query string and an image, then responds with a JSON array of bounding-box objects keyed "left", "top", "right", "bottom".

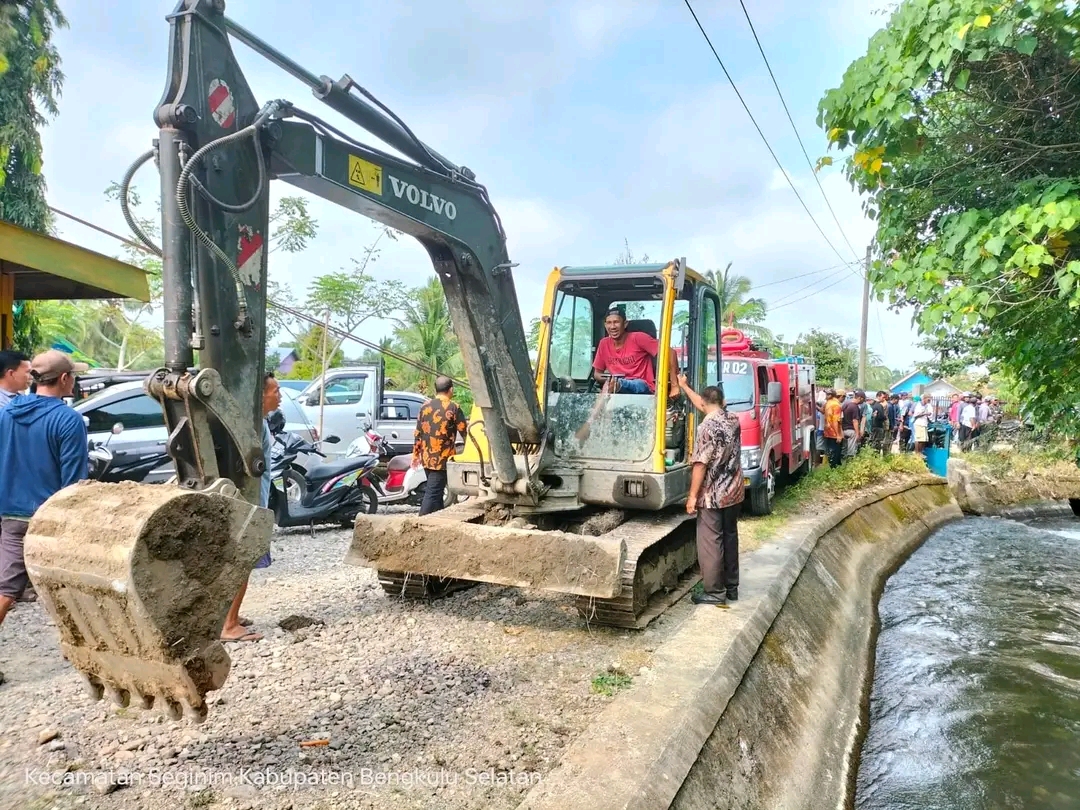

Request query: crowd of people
[{"left": 817, "top": 386, "right": 1003, "bottom": 467}]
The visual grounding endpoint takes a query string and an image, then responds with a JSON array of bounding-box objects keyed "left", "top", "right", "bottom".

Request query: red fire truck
[{"left": 718, "top": 328, "right": 818, "bottom": 515}]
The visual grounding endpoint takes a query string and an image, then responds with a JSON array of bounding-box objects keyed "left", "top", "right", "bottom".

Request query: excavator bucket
[
  {"left": 23, "top": 479, "right": 271, "bottom": 722},
  {"left": 349, "top": 501, "right": 628, "bottom": 600}
]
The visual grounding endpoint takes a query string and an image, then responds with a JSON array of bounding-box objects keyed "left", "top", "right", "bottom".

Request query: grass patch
[
  {"left": 741, "top": 451, "right": 929, "bottom": 542},
  {"left": 186, "top": 789, "right": 215, "bottom": 809},
  {"left": 963, "top": 445, "right": 1079, "bottom": 480},
  {"left": 590, "top": 668, "right": 633, "bottom": 697},
  {"left": 784, "top": 451, "right": 928, "bottom": 503}
]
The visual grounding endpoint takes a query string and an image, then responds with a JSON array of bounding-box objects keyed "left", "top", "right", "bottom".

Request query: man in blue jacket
[{"left": 0, "top": 350, "right": 88, "bottom": 634}]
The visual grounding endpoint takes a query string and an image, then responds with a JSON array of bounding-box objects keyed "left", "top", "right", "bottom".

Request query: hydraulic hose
[
  {"left": 175, "top": 106, "right": 276, "bottom": 325},
  {"left": 120, "top": 150, "right": 163, "bottom": 257}
]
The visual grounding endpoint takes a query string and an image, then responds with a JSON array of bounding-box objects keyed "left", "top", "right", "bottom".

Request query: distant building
[
  {"left": 889, "top": 370, "right": 961, "bottom": 398},
  {"left": 268, "top": 346, "right": 300, "bottom": 375}
]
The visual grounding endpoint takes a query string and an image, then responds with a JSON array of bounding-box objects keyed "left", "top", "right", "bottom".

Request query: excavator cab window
[
  {"left": 545, "top": 277, "right": 689, "bottom": 464},
  {"left": 548, "top": 290, "right": 595, "bottom": 383}
]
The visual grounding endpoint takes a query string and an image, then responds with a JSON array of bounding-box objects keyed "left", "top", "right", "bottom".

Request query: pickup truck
[{"left": 294, "top": 364, "right": 427, "bottom": 459}]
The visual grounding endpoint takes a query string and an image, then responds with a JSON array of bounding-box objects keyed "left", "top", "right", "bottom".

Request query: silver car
[{"left": 75, "top": 381, "right": 320, "bottom": 483}]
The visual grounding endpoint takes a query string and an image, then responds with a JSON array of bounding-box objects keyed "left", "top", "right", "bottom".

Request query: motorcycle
[
  {"left": 345, "top": 427, "right": 455, "bottom": 509},
  {"left": 87, "top": 422, "right": 170, "bottom": 483},
  {"left": 269, "top": 430, "right": 380, "bottom": 528}
]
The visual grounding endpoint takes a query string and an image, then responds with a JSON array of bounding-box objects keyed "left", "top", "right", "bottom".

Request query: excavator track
[
  {"left": 355, "top": 507, "right": 699, "bottom": 629},
  {"left": 575, "top": 511, "right": 700, "bottom": 629},
  {"left": 23, "top": 479, "right": 271, "bottom": 722},
  {"left": 376, "top": 570, "right": 476, "bottom": 600}
]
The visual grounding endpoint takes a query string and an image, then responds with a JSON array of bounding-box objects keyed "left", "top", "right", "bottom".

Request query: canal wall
[
  {"left": 517, "top": 476, "right": 960, "bottom": 810},
  {"left": 947, "top": 457, "right": 1080, "bottom": 517}
]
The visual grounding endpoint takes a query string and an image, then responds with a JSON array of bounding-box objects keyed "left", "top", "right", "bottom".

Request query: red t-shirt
[{"left": 592, "top": 331, "right": 658, "bottom": 391}]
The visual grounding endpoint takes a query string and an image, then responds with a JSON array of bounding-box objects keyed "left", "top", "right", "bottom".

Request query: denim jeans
[
  {"left": 616, "top": 378, "right": 651, "bottom": 394},
  {"left": 420, "top": 469, "right": 448, "bottom": 516}
]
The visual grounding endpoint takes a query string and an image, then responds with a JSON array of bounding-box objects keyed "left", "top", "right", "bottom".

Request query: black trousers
[
  {"left": 825, "top": 436, "right": 843, "bottom": 468},
  {"left": 419, "top": 468, "right": 448, "bottom": 516},
  {"left": 697, "top": 505, "right": 740, "bottom": 594}
]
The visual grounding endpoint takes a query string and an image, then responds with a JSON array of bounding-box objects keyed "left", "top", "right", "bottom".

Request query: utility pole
[{"left": 858, "top": 244, "right": 871, "bottom": 389}]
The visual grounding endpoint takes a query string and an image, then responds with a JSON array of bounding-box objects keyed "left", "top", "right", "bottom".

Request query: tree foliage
[
  {"left": 819, "top": 0, "right": 1080, "bottom": 428},
  {"left": 791, "top": 328, "right": 892, "bottom": 389},
  {"left": 704, "top": 263, "right": 777, "bottom": 347},
  {"left": 280, "top": 324, "right": 345, "bottom": 380},
  {"left": 392, "top": 277, "right": 467, "bottom": 401},
  {"left": 0, "top": 0, "right": 67, "bottom": 350}
]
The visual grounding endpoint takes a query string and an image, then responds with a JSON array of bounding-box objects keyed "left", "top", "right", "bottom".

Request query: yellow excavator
[{"left": 23, "top": 1, "right": 729, "bottom": 722}]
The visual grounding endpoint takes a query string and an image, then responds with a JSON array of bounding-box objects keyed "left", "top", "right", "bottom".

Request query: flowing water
[{"left": 855, "top": 514, "right": 1080, "bottom": 810}]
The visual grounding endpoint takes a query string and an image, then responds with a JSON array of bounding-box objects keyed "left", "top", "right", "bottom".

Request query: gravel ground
[{"left": 0, "top": 507, "right": 696, "bottom": 810}]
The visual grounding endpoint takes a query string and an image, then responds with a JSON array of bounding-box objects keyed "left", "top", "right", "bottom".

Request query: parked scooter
[
  {"left": 269, "top": 429, "right": 380, "bottom": 528},
  {"left": 346, "top": 427, "right": 455, "bottom": 509},
  {"left": 86, "top": 422, "right": 170, "bottom": 483}
]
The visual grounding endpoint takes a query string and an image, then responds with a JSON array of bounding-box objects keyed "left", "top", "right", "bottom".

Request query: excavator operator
[{"left": 592, "top": 306, "right": 680, "bottom": 398}]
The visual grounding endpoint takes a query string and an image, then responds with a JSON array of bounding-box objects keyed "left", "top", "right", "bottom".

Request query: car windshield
[{"left": 721, "top": 360, "right": 755, "bottom": 412}]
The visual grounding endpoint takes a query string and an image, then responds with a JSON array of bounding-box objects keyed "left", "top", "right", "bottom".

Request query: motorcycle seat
[
  {"left": 305, "top": 455, "right": 376, "bottom": 486},
  {"left": 386, "top": 454, "right": 412, "bottom": 472}
]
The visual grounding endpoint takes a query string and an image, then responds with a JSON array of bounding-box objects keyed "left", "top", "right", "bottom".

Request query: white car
[{"left": 75, "top": 381, "right": 321, "bottom": 483}]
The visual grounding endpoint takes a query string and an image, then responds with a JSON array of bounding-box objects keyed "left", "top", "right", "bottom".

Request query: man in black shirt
[
  {"left": 841, "top": 390, "right": 865, "bottom": 459},
  {"left": 870, "top": 391, "right": 890, "bottom": 455}
]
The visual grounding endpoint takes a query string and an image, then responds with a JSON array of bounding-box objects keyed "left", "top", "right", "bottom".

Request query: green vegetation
[
  {"left": 590, "top": 668, "right": 633, "bottom": 697},
  {"left": 747, "top": 451, "right": 930, "bottom": 540},
  {"left": 788, "top": 450, "right": 929, "bottom": 500},
  {"left": 186, "top": 788, "right": 215, "bottom": 809},
  {"left": 820, "top": 0, "right": 1080, "bottom": 432},
  {"left": 0, "top": 0, "right": 68, "bottom": 351},
  {"left": 789, "top": 329, "right": 899, "bottom": 390},
  {"left": 962, "top": 445, "right": 1078, "bottom": 480}
]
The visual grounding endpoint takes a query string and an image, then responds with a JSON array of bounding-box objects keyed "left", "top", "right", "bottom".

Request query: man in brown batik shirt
[{"left": 679, "top": 374, "right": 744, "bottom": 606}]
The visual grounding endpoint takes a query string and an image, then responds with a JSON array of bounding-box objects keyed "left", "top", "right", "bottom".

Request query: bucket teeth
[
  {"left": 106, "top": 686, "right": 131, "bottom": 708},
  {"left": 23, "top": 480, "right": 272, "bottom": 722},
  {"left": 81, "top": 675, "right": 104, "bottom": 701}
]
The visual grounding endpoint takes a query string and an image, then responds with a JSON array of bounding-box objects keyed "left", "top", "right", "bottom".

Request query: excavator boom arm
[{"left": 153, "top": 0, "right": 543, "bottom": 494}]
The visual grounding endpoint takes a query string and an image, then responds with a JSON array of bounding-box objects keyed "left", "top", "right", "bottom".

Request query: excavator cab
[
  {"left": 386, "top": 261, "right": 725, "bottom": 627},
  {"left": 451, "top": 260, "right": 723, "bottom": 509}
]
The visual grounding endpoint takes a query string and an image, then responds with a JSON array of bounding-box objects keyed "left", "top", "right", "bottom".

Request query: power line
[
  {"left": 766, "top": 266, "right": 852, "bottom": 309},
  {"left": 753, "top": 260, "right": 856, "bottom": 290},
  {"left": 47, "top": 205, "right": 471, "bottom": 389},
  {"left": 736, "top": 0, "right": 862, "bottom": 265},
  {"left": 874, "top": 301, "right": 888, "bottom": 354},
  {"left": 770, "top": 272, "right": 850, "bottom": 310},
  {"left": 681, "top": 0, "right": 853, "bottom": 269}
]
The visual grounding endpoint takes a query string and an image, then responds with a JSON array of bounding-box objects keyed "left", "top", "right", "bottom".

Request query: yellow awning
[{"left": 0, "top": 219, "right": 151, "bottom": 302}]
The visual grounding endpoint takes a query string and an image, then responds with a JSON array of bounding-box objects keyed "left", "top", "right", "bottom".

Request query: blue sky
[{"left": 40, "top": 0, "right": 926, "bottom": 372}]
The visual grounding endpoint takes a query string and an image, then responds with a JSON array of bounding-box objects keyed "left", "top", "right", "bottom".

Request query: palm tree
[
  {"left": 392, "top": 277, "right": 465, "bottom": 394},
  {"left": 704, "top": 263, "right": 775, "bottom": 346}
]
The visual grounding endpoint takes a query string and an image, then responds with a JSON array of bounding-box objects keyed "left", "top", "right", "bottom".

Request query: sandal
[{"left": 221, "top": 631, "right": 263, "bottom": 643}]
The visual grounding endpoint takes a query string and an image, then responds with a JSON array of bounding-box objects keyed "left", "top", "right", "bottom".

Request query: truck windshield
[{"left": 720, "top": 360, "right": 755, "bottom": 412}]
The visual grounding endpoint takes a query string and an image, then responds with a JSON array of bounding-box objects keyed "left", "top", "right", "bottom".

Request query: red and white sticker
[
  {"left": 208, "top": 78, "right": 236, "bottom": 129},
  {"left": 236, "top": 226, "right": 264, "bottom": 287}
]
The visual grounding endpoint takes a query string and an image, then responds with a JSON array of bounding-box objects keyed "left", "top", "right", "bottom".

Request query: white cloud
[{"left": 35, "top": 0, "right": 927, "bottom": 377}]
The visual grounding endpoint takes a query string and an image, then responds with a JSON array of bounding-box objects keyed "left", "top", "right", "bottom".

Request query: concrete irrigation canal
[{"left": 0, "top": 464, "right": 1077, "bottom": 810}]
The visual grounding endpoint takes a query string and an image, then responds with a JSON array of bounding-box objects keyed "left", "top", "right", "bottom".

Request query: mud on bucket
[{"left": 23, "top": 479, "right": 272, "bottom": 722}]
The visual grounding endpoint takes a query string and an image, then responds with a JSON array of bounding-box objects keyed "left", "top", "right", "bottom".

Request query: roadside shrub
[{"left": 777, "top": 450, "right": 927, "bottom": 513}]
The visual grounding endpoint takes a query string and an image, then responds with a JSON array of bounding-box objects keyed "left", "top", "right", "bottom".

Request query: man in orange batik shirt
[{"left": 412, "top": 375, "right": 468, "bottom": 515}]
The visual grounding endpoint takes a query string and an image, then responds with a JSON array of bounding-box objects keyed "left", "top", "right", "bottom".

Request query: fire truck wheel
[{"left": 750, "top": 464, "right": 775, "bottom": 515}]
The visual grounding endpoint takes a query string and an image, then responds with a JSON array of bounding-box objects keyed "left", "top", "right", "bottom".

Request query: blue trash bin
[{"left": 921, "top": 421, "right": 951, "bottom": 476}]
